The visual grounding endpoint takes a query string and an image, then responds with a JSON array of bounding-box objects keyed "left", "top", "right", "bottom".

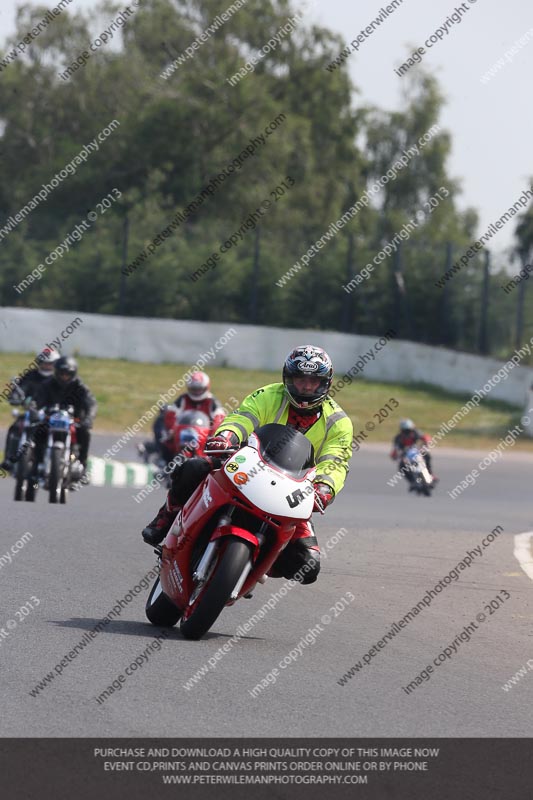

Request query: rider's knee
[{"left": 285, "top": 541, "right": 321, "bottom": 584}]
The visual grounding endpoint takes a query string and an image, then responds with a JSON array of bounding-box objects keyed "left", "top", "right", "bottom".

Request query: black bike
[{"left": 13, "top": 404, "right": 45, "bottom": 502}]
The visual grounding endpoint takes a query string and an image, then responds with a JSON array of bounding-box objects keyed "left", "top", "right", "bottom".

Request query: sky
[{"left": 1, "top": 0, "right": 532, "bottom": 262}]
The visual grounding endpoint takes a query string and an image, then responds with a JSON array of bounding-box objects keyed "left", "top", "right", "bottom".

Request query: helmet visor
[
  {"left": 38, "top": 362, "right": 55, "bottom": 377},
  {"left": 56, "top": 368, "right": 75, "bottom": 383},
  {"left": 285, "top": 375, "right": 330, "bottom": 408},
  {"left": 188, "top": 385, "right": 207, "bottom": 399}
]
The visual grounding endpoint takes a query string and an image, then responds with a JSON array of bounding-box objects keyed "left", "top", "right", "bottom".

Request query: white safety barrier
[{"left": 1, "top": 306, "right": 533, "bottom": 407}]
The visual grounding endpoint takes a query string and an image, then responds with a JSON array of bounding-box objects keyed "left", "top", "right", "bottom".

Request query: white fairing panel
[{"left": 223, "top": 446, "right": 315, "bottom": 519}]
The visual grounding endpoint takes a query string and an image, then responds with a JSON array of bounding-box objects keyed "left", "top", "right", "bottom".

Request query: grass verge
[{"left": 1, "top": 353, "right": 532, "bottom": 451}]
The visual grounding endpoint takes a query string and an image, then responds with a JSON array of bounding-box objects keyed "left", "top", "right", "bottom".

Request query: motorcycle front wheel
[
  {"left": 48, "top": 448, "right": 63, "bottom": 503},
  {"left": 180, "top": 538, "right": 252, "bottom": 641},
  {"left": 14, "top": 449, "right": 36, "bottom": 502}
]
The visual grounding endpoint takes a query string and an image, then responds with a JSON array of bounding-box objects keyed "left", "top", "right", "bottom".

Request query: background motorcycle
[
  {"left": 41, "top": 405, "right": 84, "bottom": 504},
  {"left": 145, "top": 423, "right": 318, "bottom": 640},
  {"left": 138, "top": 408, "right": 211, "bottom": 487},
  {"left": 12, "top": 402, "right": 46, "bottom": 502},
  {"left": 162, "top": 408, "right": 211, "bottom": 461},
  {"left": 404, "top": 444, "right": 435, "bottom": 496}
]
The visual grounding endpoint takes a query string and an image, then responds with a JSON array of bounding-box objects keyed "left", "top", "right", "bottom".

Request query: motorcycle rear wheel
[
  {"left": 145, "top": 577, "right": 182, "bottom": 627},
  {"left": 180, "top": 538, "right": 252, "bottom": 641}
]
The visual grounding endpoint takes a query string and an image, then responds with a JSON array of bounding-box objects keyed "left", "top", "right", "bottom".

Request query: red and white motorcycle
[{"left": 145, "top": 423, "right": 322, "bottom": 640}]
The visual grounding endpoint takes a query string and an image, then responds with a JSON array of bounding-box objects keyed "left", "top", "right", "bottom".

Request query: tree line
[{"left": 0, "top": 0, "right": 531, "bottom": 359}]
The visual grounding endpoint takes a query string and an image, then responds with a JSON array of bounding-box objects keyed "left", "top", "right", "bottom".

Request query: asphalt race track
[{"left": 1, "top": 433, "right": 532, "bottom": 737}]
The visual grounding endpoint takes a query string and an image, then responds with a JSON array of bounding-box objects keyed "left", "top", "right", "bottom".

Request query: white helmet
[
  {"left": 400, "top": 419, "right": 415, "bottom": 432},
  {"left": 36, "top": 346, "right": 60, "bottom": 377},
  {"left": 186, "top": 371, "right": 210, "bottom": 401}
]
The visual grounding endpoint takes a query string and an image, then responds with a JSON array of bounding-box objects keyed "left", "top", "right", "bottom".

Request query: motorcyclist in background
[
  {"left": 142, "top": 346, "right": 353, "bottom": 586},
  {"left": 390, "top": 418, "right": 436, "bottom": 488},
  {"left": 33, "top": 356, "right": 97, "bottom": 474},
  {"left": 152, "top": 371, "right": 226, "bottom": 457},
  {"left": 1, "top": 347, "right": 60, "bottom": 471}
]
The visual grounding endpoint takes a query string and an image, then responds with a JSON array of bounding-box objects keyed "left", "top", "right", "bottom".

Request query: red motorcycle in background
[
  {"left": 144, "top": 423, "right": 322, "bottom": 640},
  {"left": 137, "top": 408, "right": 213, "bottom": 486},
  {"left": 162, "top": 408, "right": 211, "bottom": 462}
]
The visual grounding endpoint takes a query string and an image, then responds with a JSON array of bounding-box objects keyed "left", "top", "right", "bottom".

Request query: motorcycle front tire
[
  {"left": 180, "top": 538, "right": 252, "bottom": 641},
  {"left": 14, "top": 449, "right": 36, "bottom": 502},
  {"left": 48, "top": 448, "right": 63, "bottom": 504}
]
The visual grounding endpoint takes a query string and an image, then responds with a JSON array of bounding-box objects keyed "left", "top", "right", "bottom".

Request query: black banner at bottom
[{"left": 2, "top": 738, "right": 531, "bottom": 799}]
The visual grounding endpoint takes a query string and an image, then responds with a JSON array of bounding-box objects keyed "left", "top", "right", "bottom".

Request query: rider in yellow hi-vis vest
[
  {"left": 218, "top": 383, "right": 352, "bottom": 497},
  {"left": 142, "top": 345, "right": 353, "bottom": 585}
]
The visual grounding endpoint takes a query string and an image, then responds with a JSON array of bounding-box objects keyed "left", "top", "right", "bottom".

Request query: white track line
[{"left": 514, "top": 532, "right": 533, "bottom": 581}]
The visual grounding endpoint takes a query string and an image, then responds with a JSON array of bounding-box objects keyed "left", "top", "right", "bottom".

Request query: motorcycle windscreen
[
  {"left": 223, "top": 446, "right": 315, "bottom": 519},
  {"left": 248, "top": 423, "right": 315, "bottom": 479},
  {"left": 177, "top": 410, "right": 211, "bottom": 427}
]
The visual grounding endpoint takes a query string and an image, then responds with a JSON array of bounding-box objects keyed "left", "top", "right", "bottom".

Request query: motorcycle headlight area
[
  {"left": 179, "top": 428, "right": 199, "bottom": 447},
  {"left": 49, "top": 413, "right": 71, "bottom": 431}
]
